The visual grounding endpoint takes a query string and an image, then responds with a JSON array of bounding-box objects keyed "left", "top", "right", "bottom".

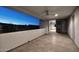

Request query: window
[{"left": 0, "top": 7, "right": 41, "bottom": 33}]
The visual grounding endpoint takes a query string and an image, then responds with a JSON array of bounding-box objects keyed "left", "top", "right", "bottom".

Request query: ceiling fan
[
  {"left": 44, "top": 9, "right": 58, "bottom": 17},
  {"left": 42, "top": 7, "right": 58, "bottom": 19}
]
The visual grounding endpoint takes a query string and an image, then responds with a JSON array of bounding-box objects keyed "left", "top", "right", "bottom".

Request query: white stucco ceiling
[{"left": 9, "top": 6, "right": 76, "bottom": 20}]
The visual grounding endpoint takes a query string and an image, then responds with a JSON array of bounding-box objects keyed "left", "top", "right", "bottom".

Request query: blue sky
[{"left": 0, "top": 7, "right": 40, "bottom": 25}]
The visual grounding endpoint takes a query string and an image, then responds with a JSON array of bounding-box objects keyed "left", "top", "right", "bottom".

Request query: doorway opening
[{"left": 49, "top": 20, "right": 56, "bottom": 32}]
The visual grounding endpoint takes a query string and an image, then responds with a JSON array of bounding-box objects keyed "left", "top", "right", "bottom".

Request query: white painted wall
[
  {"left": 68, "top": 16, "right": 75, "bottom": 40},
  {"left": 68, "top": 7, "right": 79, "bottom": 48},
  {"left": 40, "top": 20, "right": 49, "bottom": 34},
  {"left": 74, "top": 8, "right": 79, "bottom": 48},
  {"left": 0, "top": 29, "right": 45, "bottom": 52}
]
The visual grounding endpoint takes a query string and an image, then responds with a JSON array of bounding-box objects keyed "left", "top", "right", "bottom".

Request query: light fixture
[{"left": 55, "top": 13, "right": 58, "bottom": 17}]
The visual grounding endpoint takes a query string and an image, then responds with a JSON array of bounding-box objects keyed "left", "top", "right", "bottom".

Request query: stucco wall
[{"left": 0, "top": 29, "right": 45, "bottom": 52}]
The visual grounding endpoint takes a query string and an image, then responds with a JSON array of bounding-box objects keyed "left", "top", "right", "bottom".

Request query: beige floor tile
[{"left": 9, "top": 32, "right": 79, "bottom": 52}]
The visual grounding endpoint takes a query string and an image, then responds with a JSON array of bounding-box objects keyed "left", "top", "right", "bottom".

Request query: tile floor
[{"left": 9, "top": 32, "right": 79, "bottom": 52}]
